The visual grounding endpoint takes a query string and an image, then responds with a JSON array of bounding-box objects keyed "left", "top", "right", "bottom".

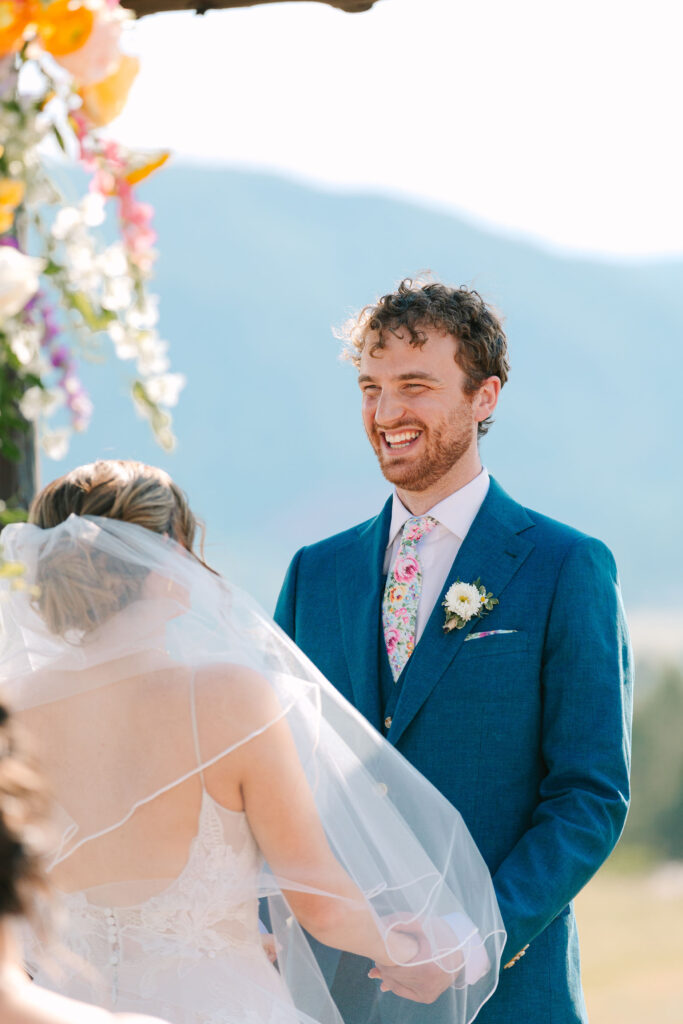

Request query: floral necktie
[{"left": 382, "top": 515, "right": 438, "bottom": 681}]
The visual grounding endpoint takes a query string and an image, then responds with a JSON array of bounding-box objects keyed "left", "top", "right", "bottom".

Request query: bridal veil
[{"left": 0, "top": 514, "right": 504, "bottom": 1024}]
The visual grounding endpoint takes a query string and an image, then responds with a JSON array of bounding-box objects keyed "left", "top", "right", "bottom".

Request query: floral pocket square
[{"left": 464, "top": 629, "right": 519, "bottom": 642}]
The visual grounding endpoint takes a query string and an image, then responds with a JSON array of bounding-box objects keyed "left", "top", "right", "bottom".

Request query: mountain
[{"left": 45, "top": 165, "right": 683, "bottom": 614}]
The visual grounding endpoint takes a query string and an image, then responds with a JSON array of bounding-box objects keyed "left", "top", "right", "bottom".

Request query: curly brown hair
[
  {"left": 0, "top": 703, "right": 50, "bottom": 921},
  {"left": 342, "top": 278, "right": 509, "bottom": 437}
]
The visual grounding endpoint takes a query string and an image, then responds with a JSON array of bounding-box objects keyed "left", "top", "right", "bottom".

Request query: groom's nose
[{"left": 375, "top": 388, "right": 406, "bottom": 425}]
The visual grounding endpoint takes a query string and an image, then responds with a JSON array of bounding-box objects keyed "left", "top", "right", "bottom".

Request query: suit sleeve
[
  {"left": 273, "top": 547, "right": 304, "bottom": 640},
  {"left": 492, "top": 536, "right": 633, "bottom": 961}
]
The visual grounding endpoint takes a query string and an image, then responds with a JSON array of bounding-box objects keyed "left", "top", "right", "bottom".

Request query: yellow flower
[
  {"left": 0, "top": 560, "right": 26, "bottom": 579},
  {"left": 79, "top": 53, "right": 139, "bottom": 127},
  {"left": 0, "top": 179, "right": 24, "bottom": 208},
  {"left": 0, "top": 178, "right": 24, "bottom": 235}
]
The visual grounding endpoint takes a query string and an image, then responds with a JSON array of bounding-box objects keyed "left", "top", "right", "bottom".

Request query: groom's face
[{"left": 358, "top": 326, "right": 478, "bottom": 491}]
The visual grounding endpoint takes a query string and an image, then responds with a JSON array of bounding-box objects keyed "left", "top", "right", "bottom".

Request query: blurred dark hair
[{"left": 0, "top": 702, "right": 50, "bottom": 920}]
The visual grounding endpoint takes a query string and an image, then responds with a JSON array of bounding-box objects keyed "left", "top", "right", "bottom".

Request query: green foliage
[
  {"left": 619, "top": 664, "right": 683, "bottom": 861},
  {"left": 0, "top": 342, "right": 42, "bottom": 461},
  {"left": 0, "top": 502, "right": 28, "bottom": 527}
]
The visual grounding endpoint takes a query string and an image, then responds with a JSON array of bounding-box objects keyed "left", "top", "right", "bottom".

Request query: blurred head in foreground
[{"left": 0, "top": 702, "right": 49, "bottom": 930}]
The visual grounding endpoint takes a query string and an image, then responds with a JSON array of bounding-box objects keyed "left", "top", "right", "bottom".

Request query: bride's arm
[{"left": 197, "top": 667, "right": 417, "bottom": 967}]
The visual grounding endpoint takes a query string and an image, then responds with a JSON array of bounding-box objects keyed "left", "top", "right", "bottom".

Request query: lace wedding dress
[{"left": 26, "top": 790, "right": 304, "bottom": 1024}]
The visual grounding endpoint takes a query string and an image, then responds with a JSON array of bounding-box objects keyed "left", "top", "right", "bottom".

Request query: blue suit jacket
[{"left": 274, "top": 478, "right": 633, "bottom": 1023}]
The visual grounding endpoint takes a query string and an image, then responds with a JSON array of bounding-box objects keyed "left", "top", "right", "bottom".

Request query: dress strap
[{"left": 189, "top": 674, "right": 206, "bottom": 790}]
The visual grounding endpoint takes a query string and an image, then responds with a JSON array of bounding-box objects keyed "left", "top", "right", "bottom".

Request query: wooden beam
[{"left": 125, "top": 0, "right": 378, "bottom": 16}]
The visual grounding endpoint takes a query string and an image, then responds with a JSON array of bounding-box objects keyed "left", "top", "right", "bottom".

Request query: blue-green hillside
[{"left": 45, "top": 165, "right": 683, "bottom": 612}]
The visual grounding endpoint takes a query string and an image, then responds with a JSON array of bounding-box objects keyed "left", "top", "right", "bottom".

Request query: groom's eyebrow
[
  {"left": 395, "top": 372, "right": 440, "bottom": 382},
  {"left": 358, "top": 371, "right": 440, "bottom": 383}
]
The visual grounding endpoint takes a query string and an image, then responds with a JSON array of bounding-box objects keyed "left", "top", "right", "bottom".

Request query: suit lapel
[
  {"left": 336, "top": 497, "right": 392, "bottom": 731},
  {"left": 388, "top": 479, "right": 535, "bottom": 745}
]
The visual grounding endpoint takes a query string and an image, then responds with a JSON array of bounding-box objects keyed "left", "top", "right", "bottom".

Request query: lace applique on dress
[{"left": 25, "top": 795, "right": 296, "bottom": 1023}]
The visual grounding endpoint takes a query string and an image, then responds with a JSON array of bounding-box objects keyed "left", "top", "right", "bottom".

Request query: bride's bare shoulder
[{"left": 193, "top": 663, "right": 283, "bottom": 735}]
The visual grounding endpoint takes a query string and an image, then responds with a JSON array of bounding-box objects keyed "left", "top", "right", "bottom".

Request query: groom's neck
[{"left": 397, "top": 451, "right": 483, "bottom": 516}]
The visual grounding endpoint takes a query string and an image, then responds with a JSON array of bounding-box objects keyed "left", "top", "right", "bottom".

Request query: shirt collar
[{"left": 386, "top": 468, "right": 490, "bottom": 549}]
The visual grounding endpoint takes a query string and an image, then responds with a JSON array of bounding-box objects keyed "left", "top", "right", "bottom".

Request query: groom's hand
[{"left": 369, "top": 916, "right": 463, "bottom": 1004}]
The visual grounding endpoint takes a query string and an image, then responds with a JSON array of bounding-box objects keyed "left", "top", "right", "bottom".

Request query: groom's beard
[{"left": 367, "top": 411, "right": 474, "bottom": 492}]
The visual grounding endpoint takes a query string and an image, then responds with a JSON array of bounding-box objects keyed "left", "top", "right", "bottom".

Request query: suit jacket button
[{"left": 384, "top": 716, "right": 392, "bottom": 729}]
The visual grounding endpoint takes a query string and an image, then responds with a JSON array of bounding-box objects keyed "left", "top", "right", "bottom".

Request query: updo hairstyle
[{"left": 28, "top": 460, "right": 213, "bottom": 637}]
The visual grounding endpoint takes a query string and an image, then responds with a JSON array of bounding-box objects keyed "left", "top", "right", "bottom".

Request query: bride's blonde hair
[{"left": 28, "top": 460, "right": 213, "bottom": 636}]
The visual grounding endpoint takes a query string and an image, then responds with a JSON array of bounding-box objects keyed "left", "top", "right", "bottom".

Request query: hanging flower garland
[{"left": 0, "top": 0, "right": 183, "bottom": 464}]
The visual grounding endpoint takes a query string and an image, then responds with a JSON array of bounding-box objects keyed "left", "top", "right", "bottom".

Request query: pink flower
[
  {"left": 385, "top": 628, "right": 400, "bottom": 655},
  {"left": 395, "top": 608, "right": 410, "bottom": 625},
  {"left": 394, "top": 555, "right": 419, "bottom": 584},
  {"left": 55, "top": 8, "right": 123, "bottom": 87}
]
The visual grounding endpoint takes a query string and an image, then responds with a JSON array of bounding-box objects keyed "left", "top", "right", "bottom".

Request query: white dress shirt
[{"left": 383, "top": 469, "right": 490, "bottom": 643}]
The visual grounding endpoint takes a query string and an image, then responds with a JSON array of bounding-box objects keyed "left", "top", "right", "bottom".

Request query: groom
[{"left": 274, "top": 279, "right": 632, "bottom": 1023}]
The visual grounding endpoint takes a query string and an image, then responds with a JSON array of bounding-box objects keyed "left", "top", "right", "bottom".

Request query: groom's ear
[{"left": 472, "top": 376, "right": 501, "bottom": 424}]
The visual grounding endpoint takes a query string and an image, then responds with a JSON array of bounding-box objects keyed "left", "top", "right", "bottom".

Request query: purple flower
[{"left": 51, "top": 346, "right": 71, "bottom": 369}]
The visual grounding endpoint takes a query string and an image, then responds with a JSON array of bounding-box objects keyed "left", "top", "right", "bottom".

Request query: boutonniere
[{"left": 443, "top": 579, "right": 499, "bottom": 632}]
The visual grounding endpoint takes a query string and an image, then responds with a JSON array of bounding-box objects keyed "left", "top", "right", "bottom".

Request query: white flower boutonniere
[{"left": 443, "top": 578, "right": 499, "bottom": 632}]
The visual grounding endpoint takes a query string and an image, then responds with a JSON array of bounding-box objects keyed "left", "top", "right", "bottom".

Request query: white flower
[
  {"left": 19, "top": 386, "right": 64, "bottom": 422},
  {"left": 96, "top": 242, "right": 128, "bottom": 278},
  {"left": 101, "top": 274, "right": 133, "bottom": 311},
  {"left": 145, "top": 373, "right": 186, "bottom": 408},
  {"left": 0, "top": 248, "right": 45, "bottom": 324},
  {"left": 51, "top": 206, "right": 83, "bottom": 241},
  {"left": 126, "top": 295, "right": 159, "bottom": 330},
  {"left": 108, "top": 322, "right": 139, "bottom": 360},
  {"left": 444, "top": 582, "right": 483, "bottom": 621},
  {"left": 41, "top": 427, "right": 72, "bottom": 461},
  {"left": 9, "top": 324, "right": 42, "bottom": 367},
  {"left": 136, "top": 332, "right": 169, "bottom": 375},
  {"left": 81, "top": 192, "right": 106, "bottom": 228}
]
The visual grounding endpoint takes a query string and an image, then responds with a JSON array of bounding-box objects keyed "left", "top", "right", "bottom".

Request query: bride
[{"left": 0, "top": 460, "right": 504, "bottom": 1024}]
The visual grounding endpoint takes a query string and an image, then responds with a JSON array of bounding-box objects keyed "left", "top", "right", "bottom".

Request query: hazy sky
[{"left": 113, "top": 0, "right": 682, "bottom": 258}]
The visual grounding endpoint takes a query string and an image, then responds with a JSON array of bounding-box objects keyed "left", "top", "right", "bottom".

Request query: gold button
[{"left": 384, "top": 716, "right": 392, "bottom": 729}]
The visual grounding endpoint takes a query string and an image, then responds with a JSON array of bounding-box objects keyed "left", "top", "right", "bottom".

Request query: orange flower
[
  {"left": 36, "top": 0, "right": 94, "bottom": 57},
  {"left": 0, "top": 0, "right": 35, "bottom": 56},
  {"left": 79, "top": 53, "right": 139, "bottom": 126},
  {"left": 124, "top": 149, "right": 169, "bottom": 187},
  {"left": 0, "top": 178, "right": 25, "bottom": 234}
]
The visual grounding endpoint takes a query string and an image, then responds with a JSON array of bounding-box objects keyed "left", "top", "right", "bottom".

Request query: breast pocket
[{"left": 462, "top": 629, "right": 529, "bottom": 655}]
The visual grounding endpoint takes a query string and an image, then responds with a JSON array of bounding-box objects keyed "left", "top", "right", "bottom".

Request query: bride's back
[{"left": 18, "top": 662, "right": 249, "bottom": 901}]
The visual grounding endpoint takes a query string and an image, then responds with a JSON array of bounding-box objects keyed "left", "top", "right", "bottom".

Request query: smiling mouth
[{"left": 381, "top": 429, "right": 423, "bottom": 451}]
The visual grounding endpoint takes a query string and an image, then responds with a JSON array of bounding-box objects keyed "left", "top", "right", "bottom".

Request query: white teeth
[{"left": 384, "top": 430, "right": 420, "bottom": 447}]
